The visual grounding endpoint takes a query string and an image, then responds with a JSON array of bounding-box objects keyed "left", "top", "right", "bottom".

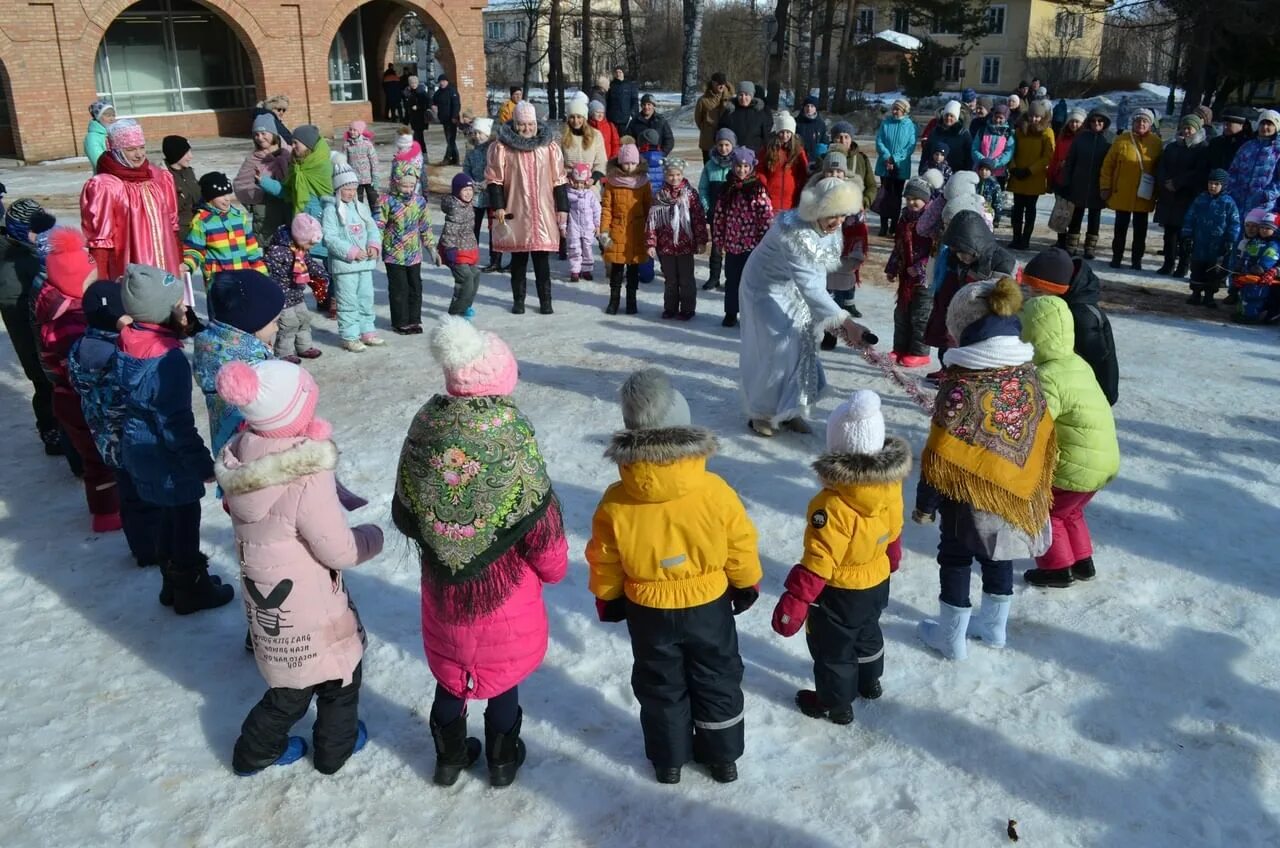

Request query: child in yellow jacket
[
  {"left": 771, "top": 390, "right": 910, "bottom": 724},
  {"left": 586, "top": 368, "right": 761, "bottom": 786}
]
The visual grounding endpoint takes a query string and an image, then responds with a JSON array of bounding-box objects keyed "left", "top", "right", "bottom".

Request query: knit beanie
[
  {"left": 1257, "top": 109, "right": 1280, "bottom": 128},
  {"left": 977, "top": 96, "right": 994, "bottom": 110},
  {"left": 1245, "top": 207, "right": 1272, "bottom": 226},
  {"left": 1179, "top": 114, "right": 1204, "bottom": 132},
  {"left": 715, "top": 128, "right": 738, "bottom": 145},
  {"left": 1207, "top": 168, "right": 1230, "bottom": 184},
  {"left": 215, "top": 359, "right": 328, "bottom": 440},
  {"left": 1066, "top": 107, "right": 1087, "bottom": 125},
  {"left": 395, "top": 129, "right": 414, "bottom": 151},
  {"left": 566, "top": 99, "right": 588, "bottom": 118},
  {"left": 107, "top": 119, "right": 145, "bottom": 151},
  {"left": 904, "top": 177, "right": 932, "bottom": 201},
  {"left": 976, "top": 159, "right": 995, "bottom": 172},
  {"left": 430, "top": 316, "right": 518, "bottom": 397},
  {"left": 962, "top": 88, "right": 978, "bottom": 104},
  {"left": 251, "top": 113, "right": 277, "bottom": 137},
  {"left": 892, "top": 98, "right": 911, "bottom": 114},
  {"left": 589, "top": 99, "right": 606, "bottom": 115},
  {"left": 617, "top": 143, "right": 640, "bottom": 166},
  {"left": 472, "top": 117, "right": 494, "bottom": 137},
  {"left": 992, "top": 104, "right": 1010, "bottom": 119},
  {"left": 199, "top": 171, "right": 234, "bottom": 202},
  {"left": 829, "top": 120, "right": 854, "bottom": 138},
  {"left": 826, "top": 390, "right": 885, "bottom": 454},
  {"left": 944, "top": 170, "right": 979, "bottom": 200},
  {"left": 942, "top": 193, "right": 986, "bottom": 226},
  {"left": 1195, "top": 105, "right": 1214, "bottom": 124},
  {"left": 638, "top": 128, "right": 659, "bottom": 148},
  {"left": 122, "top": 263, "right": 183, "bottom": 324},
  {"left": 208, "top": 269, "right": 285, "bottom": 333},
  {"left": 45, "top": 228, "right": 99, "bottom": 297},
  {"left": 737, "top": 80, "right": 755, "bottom": 96},
  {"left": 292, "top": 124, "right": 321, "bottom": 151},
  {"left": 923, "top": 168, "right": 945, "bottom": 191},
  {"left": 1132, "top": 108, "right": 1156, "bottom": 125},
  {"left": 4, "top": 198, "right": 42, "bottom": 244},
  {"left": 83, "top": 280, "right": 127, "bottom": 332},
  {"left": 514, "top": 101, "right": 537, "bottom": 123},
  {"left": 941, "top": 100, "right": 962, "bottom": 120},
  {"left": 348, "top": 119, "right": 368, "bottom": 137},
  {"left": 390, "top": 157, "right": 421, "bottom": 184},
  {"left": 290, "top": 212, "right": 322, "bottom": 245},
  {"left": 332, "top": 161, "right": 358, "bottom": 190},
  {"left": 663, "top": 156, "right": 688, "bottom": 174},
  {"left": 451, "top": 172, "right": 474, "bottom": 198},
  {"left": 822, "top": 151, "right": 847, "bottom": 173},
  {"left": 89, "top": 100, "right": 115, "bottom": 121},
  {"left": 162, "top": 135, "right": 191, "bottom": 166},
  {"left": 1007, "top": 94, "right": 1021, "bottom": 110},
  {"left": 774, "top": 112, "right": 797, "bottom": 134},
  {"left": 1029, "top": 101, "right": 1051, "bottom": 119},
  {"left": 569, "top": 162, "right": 592, "bottom": 182},
  {"left": 947, "top": 277, "right": 1024, "bottom": 347},
  {"left": 798, "top": 176, "right": 861, "bottom": 222},
  {"left": 620, "top": 368, "right": 691, "bottom": 430},
  {"left": 1022, "top": 247, "right": 1075, "bottom": 296},
  {"left": 731, "top": 146, "right": 757, "bottom": 167}
]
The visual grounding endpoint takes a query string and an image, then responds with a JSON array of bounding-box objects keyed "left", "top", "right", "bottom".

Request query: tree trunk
[
  {"left": 680, "top": 0, "right": 705, "bottom": 105},
  {"left": 581, "top": 0, "right": 594, "bottom": 90},
  {"left": 766, "top": 0, "right": 791, "bottom": 109},
  {"left": 549, "top": 0, "right": 564, "bottom": 118},
  {"left": 833, "top": 0, "right": 858, "bottom": 111},
  {"left": 522, "top": 12, "right": 537, "bottom": 94},
  {"left": 817, "top": 0, "right": 836, "bottom": 109},
  {"left": 620, "top": 0, "right": 640, "bottom": 77}
]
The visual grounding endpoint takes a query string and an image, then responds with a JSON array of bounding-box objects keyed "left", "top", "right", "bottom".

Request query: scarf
[
  {"left": 943, "top": 335, "right": 1034, "bottom": 370},
  {"left": 98, "top": 152, "right": 154, "bottom": 183},
  {"left": 395, "top": 395, "right": 555, "bottom": 619},
  {"left": 922, "top": 361, "right": 1057, "bottom": 536},
  {"left": 290, "top": 245, "right": 311, "bottom": 288},
  {"left": 608, "top": 167, "right": 649, "bottom": 189},
  {"left": 285, "top": 138, "right": 333, "bottom": 214},
  {"left": 649, "top": 182, "right": 692, "bottom": 244},
  {"left": 710, "top": 151, "right": 733, "bottom": 170}
]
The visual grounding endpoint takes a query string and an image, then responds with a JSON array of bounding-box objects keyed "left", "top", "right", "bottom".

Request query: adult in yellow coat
[
  {"left": 587, "top": 369, "right": 761, "bottom": 785},
  {"left": 1100, "top": 108, "right": 1163, "bottom": 270},
  {"left": 1006, "top": 102, "right": 1056, "bottom": 250}
]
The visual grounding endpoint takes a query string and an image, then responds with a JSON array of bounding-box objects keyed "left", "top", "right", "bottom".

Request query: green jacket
[
  {"left": 1021, "top": 297, "right": 1120, "bottom": 493},
  {"left": 85, "top": 120, "right": 109, "bottom": 173}
]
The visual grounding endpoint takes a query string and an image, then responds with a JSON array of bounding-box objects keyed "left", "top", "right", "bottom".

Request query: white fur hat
[
  {"left": 774, "top": 112, "right": 797, "bottom": 134},
  {"left": 923, "top": 168, "right": 945, "bottom": 191},
  {"left": 1257, "top": 109, "right": 1280, "bottom": 128},
  {"left": 826, "top": 390, "right": 885, "bottom": 455},
  {"left": 943, "top": 193, "right": 986, "bottom": 226},
  {"left": 944, "top": 170, "right": 980, "bottom": 200},
  {"left": 566, "top": 99, "right": 589, "bottom": 118},
  {"left": 798, "top": 176, "right": 861, "bottom": 222},
  {"left": 942, "top": 100, "right": 962, "bottom": 120},
  {"left": 472, "top": 117, "right": 494, "bottom": 137},
  {"left": 620, "top": 368, "right": 691, "bottom": 430}
]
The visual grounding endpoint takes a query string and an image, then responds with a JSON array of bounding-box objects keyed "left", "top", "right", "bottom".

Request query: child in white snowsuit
[
  {"left": 565, "top": 163, "right": 602, "bottom": 281},
  {"left": 322, "top": 162, "right": 382, "bottom": 351}
]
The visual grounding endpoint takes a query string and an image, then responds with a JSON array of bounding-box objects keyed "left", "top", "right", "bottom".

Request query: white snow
[
  {"left": 3, "top": 135, "right": 1280, "bottom": 848},
  {"left": 868, "top": 29, "right": 922, "bottom": 51}
]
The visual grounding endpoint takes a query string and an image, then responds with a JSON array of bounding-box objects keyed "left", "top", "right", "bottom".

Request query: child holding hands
[{"left": 323, "top": 161, "right": 382, "bottom": 350}]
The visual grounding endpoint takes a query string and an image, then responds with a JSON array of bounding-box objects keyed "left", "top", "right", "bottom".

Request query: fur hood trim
[
  {"left": 216, "top": 438, "right": 338, "bottom": 495},
  {"left": 604, "top": 426, "right": 719, "bottom": 466},
  {"left": 495, "top": 121, "right": 557, "bottom": 152},
  {"left": 812, "top": 436, "right": 912, "bottom": 486}
]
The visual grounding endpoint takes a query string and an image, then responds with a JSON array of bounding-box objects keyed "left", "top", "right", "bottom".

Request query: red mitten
[
  {"left": 887, "top": 536, "right": 903, "bottom": 574},
  {"left": 596, "top": 596, "right": 627, "bottom": 623},
  {"left": 770, "top": 564, "right": 828, "bottom": 637}
]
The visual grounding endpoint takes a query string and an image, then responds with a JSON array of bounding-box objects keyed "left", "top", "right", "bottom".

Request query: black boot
[
  {"left": 1187, "top": 288, "right": 1203, "bottom": 305},
  {"left": 858, "top": 679, "right": 883, "bottom": 700},
  {"left": 430, "top": 714, "right": 482, "bottom": 787},
  {"left": 1023, "top": 567, "right": 1075, "bottom": 588},
  {"left": 1172, "top": 246, "right": 1190, "bottom": 278},
  {"left": 1109, "top": 242, "right": 1124, "bottom": 269},
  {"left": 1082, "top": 233, "right": 1099, "bottom": 260},
  {"left": 605, "top": 283, "right": 620, "bottom": 314},
  {"left": 795, "top": 689, "right": 854, "bottom": 725},
  {"left": 1131, "top": 239, "right": 1145, "bottom": 272},
  {"left": 510, "top": 276, "right": 526, "bottom": 315},
  {"left": 654, "top": 765, "right": 682, "bottom": 784},
  {"left": 1070, "top": 556, "right": 1096, "bottom": 581},
  {"left": 40, "top": 428, "right": 64, "bottom": 456},
  {"left": 486, "top": 708, "right": 527, "bottom": 788},
  {"left": 625, "top": 284, "right": 638, "bottom": 315},
  {"left": 166, "top": 555, "right": 234, "bottom": 614},
  {"left": 535, "top": 277, "right": 553, "bottom": 314},
  {"left": 820, "top": 332, "right": 838, "bottom": 351}
]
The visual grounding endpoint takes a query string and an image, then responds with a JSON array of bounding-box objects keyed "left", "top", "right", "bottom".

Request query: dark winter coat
[
  {"left": 606, "top": 79, "right": 641, "bottom": 128},
  {"left": 922, "top": 121, "right": 973, "bottom": 174},
  {"left": 432, "top": 85, "right": 462, "bottom": 124},
  {"left": 719, "top": 97, "right": 771, "bottom": 153},
  {"left": 625, "top": 112, "right": 675, "bottom": 155},
  {"left": 402, "top": 86, "right": 433, "bottom": 131},
  {"left": 1058, "top": 259, "right": 1120, "bottom": 406},
  {"left": 68, "top": 328, "right": 124, "bottom": 468},
  {"left": 1155, "top": 135, "right": 1208, "bottom": 229},
  {"left": 0, "top": 235, "right": 40, "bottom": 309},
  {"left": 1180, "top": 191, "right": 1241, "bottom": 263},
  {"left": 115, "top": 322, "right": 214, "bottom": 506},
  {"left": 1205, "top": 126, "right": 1252, "bottom": 174},
  {"left": 171, "top": 166, "right": 201, "bottom": 241},
  {"left": 1061, "top": 116, "right": 1113, "bottom": 210},
  {"left": 924, "top": 211, "right": 1015, "bottom": 348},
  {"left": 794, "top": 112, "right": 828, "bottom": 167}
]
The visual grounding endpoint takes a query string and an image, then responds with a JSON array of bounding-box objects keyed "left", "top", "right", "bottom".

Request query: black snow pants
[
  {"left": 805, "top": 580, "right": 890, "bottom": 709},
  {"left": 233, "top": 662, "right": 363, "bottom": 775}
]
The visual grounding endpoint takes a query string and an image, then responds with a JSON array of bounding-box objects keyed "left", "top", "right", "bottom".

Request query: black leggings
[
  {"left": 1112, "top": 210, "right": 1149, "bottom": 260},
  {"left": 879, "top": 175, "right": 905, "bottom": 231},
  {"left": 431, "top": 683, "right": 519, "bottom": 733},
  {"left": 1011, "top": 194, "right": 1039, "bottom": 241},
  {"left": 1067, "top": 202, "right": 1102, "bottom": 237}
]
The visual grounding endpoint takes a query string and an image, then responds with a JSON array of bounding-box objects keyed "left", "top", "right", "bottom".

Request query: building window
[
  {"left": 487, "top": 21, "right": 505, "bottom": 41},
  {"left": 1055, "top": 12, "right": 1085, "bottom": 39},
  {"left": 856, "top": 8, "right": 874, "bottom": 34},
  {"left": 329, "top": 9, "right": 366, "bottom": 102},
  {"left": 941, "top": 57, "right": 963, "bottom": 83},
  {"left": 93, "top": 0, "right": 255, "bottom": 115},
  {"left": 981, "top": 56, "right": 1001, "bottom": 86},
  {"left": 984, "top": 5, "right": 1005, "bottom": 35},
  {"left": 930, "top": 14, "right": 959, "bottom": 35},
  {"left": 892, "top": 8, "right": 911, "bottom": 33},
  {"left": 572, "top": 20, "right": 582, "bottom": 39},
  {"left": 514, "top": 21, "right": 527, "bottom": 40}
]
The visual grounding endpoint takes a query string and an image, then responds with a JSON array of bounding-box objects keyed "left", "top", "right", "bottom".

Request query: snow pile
[{"left": 867, "top": 29, "right": 921, "bottom": 51}]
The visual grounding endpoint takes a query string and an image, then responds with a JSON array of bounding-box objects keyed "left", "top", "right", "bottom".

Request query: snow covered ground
[{"left": 2, "top": 224, "right": 1280, "bottom": 845}]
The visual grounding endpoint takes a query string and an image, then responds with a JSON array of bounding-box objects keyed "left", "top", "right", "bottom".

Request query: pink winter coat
[
  {"left": 421, "top": 506, "right": 569, "bottom": 701},
  {"left": 216, "top": 432, "right": 383, "bottom": 690}
]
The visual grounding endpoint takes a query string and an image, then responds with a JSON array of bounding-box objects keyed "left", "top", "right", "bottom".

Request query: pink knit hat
[
  {"left": 513, "top": 100, "right": 537, "bottom": 124},
  {"left": 215, "top": 360, "right": 332, "bottom": 440},
  {"left": 617, "top": 143, "right": 640, "bottom": 166},
  {"left": 291, "top": 212, "right": 323, "bottom": 245},
  {"left": 107, "top": 118, "right": 145, "bottom": 150},
  {"left": 430, "top": 316, "right": 518, "bottom": 397},
  {"left": 348, "top": 119, "right": 367, "bottom": 136},
  {"left": 569, "top": 162, "right": 592, "bottom": 182}
]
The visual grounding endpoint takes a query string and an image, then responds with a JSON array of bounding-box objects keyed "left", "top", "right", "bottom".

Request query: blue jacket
[
  {"left": 642, "top": 149, "right": 665, "bottom": 194},
  {"left": 68, "top": 328, "right": 123, "bottom": 468},
  {"left": 321, "top": 196, "right": 380, "bottom": 275},
  {"left": 875, "top": 115, "right": 917, "bottom": 177},
  {"left": 115, "top": 324, "right": 213, "bottom": 506},
  {"left": 464, "top": 141, "right": 491, "bottom": 209},
  {"left": 192, "top": 320, "right": 273, "bottom": 460},
  {"left": 1180, "top": 192, "right": 1241, "bottom": 262},
  {"left": 699, "top": 154, "right": 733, "bottom": 214}
]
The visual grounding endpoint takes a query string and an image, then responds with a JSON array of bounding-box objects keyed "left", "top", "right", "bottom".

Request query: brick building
[{"left": 0, "top": 0, "right": 487, "bottom": 163}]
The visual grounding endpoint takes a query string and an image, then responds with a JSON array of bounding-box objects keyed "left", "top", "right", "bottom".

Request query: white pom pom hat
[
  {"left": 430, "top": 316, "right": 518, "bottom": 397},
  {"left": 826, "top": 390, "right": 886, "bottom": 455},
  {"left": 215, "top": 360, "right": 331, "bottom": 440}
]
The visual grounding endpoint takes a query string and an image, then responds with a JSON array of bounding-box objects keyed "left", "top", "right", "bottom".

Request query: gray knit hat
[
  {"left": 903, "top": 177, "right": 932, "bottom": 201},
  {"left": 737, "top": 80, "right": 755, "bottom": 96},
  {"left": 292, "top": 124, "right": 321, "bottom": 150},
  {"left": 122, "top": 263, "right": 183, "bottom": 324},
  {"left": 251, "top": 113, "right": 277, "bottom": 137},
  {"left": 620, "top": 368, "right": 691, "bottom": 430}
]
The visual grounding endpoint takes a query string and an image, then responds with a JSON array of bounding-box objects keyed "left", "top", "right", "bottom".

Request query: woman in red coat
[
  {"left": 1047, "top": 107, "right": 1087, "bottom": 250},
  {"left": 757, "top": 114, "right": 810, "bottom": 212}
]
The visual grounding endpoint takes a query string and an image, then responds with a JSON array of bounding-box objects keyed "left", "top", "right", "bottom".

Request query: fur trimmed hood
[
  {"left": 495, "top": 121, "right": 557, "bottom": 152},
  {"left": 813, "top": 436, "right": 912, "bottom": 487},
  {"left": 216, "top": 435, "right": 338, "bottom": 499},
  {"left": 605, "top": 426, "right": 718, "bottom": 466}
]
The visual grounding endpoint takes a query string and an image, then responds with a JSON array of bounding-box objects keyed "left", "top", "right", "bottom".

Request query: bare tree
[
  {"left": 619, "top": 0, "right": 640, "bottom": 77},
  {"left": 581, "top": 0, "right": 594, "bottom": 90},
  {"left": 548, "top": 0, "right": 565, "bottom": 118},
  {"left": 681, "top": 0, "right": 707, "bottom": 105},
  {"left": 1024, "top": 7, "right": 1101, "bottom": 89},
  {"left": 816, "top": 0, "right": 836, "bottom": 108},
  {"left": 766, "top": 0, "right": 792, "bottom": 108}
]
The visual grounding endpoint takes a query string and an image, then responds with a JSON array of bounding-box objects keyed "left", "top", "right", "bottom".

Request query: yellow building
[
  {"left": 483, "top": 0, "right": 626, "bottom": 88},
  {"left": 860, "top": 0, "right": 1111, "bottom": 93}
]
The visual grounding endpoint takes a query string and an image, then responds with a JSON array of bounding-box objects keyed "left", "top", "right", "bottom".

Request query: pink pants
[
  {"left": 566, "top": 233, "right": 594, "bottom": 275},
  {"left": 1036, "top": 488, "right": 1097, "bottom": 570}
]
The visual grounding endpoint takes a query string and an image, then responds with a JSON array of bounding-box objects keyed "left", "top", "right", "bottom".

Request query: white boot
[
  {"left": 918, "top": 601, "right": 971, "bottom": 660},
  {"left": 966, "top": 593, "right": 1012, "bottom": 647}
]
